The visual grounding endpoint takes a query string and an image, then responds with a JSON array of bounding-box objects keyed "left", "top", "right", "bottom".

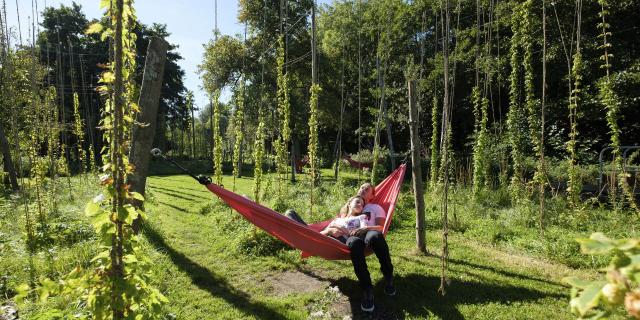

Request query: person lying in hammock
[
  {"left": 285, "top": 182, "right": 396, "bottom": 312},
  {"left": 319, "top": 196, "right": 379, "bottom": 243}
]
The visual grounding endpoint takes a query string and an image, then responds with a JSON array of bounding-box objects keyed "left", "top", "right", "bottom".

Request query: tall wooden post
[
  {"left": 311, "top": 1, "right": 317, "bottom": 85},
  {"left": 408, "top": 80, "right": 426, "bottom": 253},
  {"left": 128, "top": 37, "right": 169, "bottom": 209},
  {"left": 0, "top": 121, "right": 18, "bottom": 191}
]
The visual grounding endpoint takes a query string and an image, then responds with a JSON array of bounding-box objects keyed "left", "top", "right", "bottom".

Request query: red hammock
[
  {"left": 204, "top": 164, "right": 406, "bottom": 260},
  {"left": 295, "top": 155, "right": 309, "bottom": 173},
  {"left": 343, "top": 155, "right": 373, "bottom": 170}
]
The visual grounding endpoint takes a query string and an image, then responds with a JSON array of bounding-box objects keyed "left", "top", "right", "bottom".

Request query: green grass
[{"left": 1, "top": 168, "right": 631, "bottom": 319}]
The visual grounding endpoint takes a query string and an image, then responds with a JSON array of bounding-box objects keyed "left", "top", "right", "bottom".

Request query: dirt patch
[{"left": 266, "top": 270, "right": 330, "bottom": 297}]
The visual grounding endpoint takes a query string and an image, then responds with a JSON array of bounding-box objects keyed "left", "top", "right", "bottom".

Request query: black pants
[{"left": 346, "top": 230, "right": 394, "bottom": 289}]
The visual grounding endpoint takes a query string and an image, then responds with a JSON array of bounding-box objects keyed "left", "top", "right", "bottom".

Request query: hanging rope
[
  {"left": 540, "top": 0, "right": 547, "bottom": 231},
  {"left": 333, "top": 49, "right": 346, "bottom": 180},
  {"left": 438, "top": 0, "right": 452, "bottom": 296},
  {"left": 357, "top": 0, "right": 362, "bottom": 156}
]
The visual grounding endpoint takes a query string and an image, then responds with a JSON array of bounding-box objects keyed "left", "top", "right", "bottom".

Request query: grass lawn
[{"left": 1, "top": 168, "right": 617, "bottom": 319}]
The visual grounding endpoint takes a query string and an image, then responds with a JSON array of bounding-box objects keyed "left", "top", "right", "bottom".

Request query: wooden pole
[
  {"left": 128, "top": 37, "right": 168, "bottom": 210},
  {"left": 0, "top": 121, "right": 18, "bottom": 191},
  {"left": 408, "top": 80, "right": 426, "bottom": 253}
]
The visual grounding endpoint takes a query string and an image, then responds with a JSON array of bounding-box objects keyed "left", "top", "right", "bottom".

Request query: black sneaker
[
  {"left": 361, "top": 287, "right": 375, "bottom": 312},
  {"left": 384, "top": 276, "right": 396, "bottom": 296}
]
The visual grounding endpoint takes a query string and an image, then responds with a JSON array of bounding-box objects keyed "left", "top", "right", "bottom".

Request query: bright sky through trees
[
  {"left": 5, "top": 0, "right": 235, "bottom": 109},
  {"left": 6, "top": 0, "right": 330, "bottom": 111}
]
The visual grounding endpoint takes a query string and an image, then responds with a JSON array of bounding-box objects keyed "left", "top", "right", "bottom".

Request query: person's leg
[
  {"left": 364, "top": 230, "right": 395, "bottom": 295},
  {"left": 364, "top": 230, "right": 393, "bottom": 277},
  {"left": 346, "top": 236, "right": 372, "bottom": 288},
  {"left": 285, "top": 209, "right": 307, "bottom": 226},
  {"left": 346, "top": 236, "right": 374, "bottom": 311}
]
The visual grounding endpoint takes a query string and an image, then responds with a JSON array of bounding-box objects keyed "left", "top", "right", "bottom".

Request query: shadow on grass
[
  {"left": 156, "top": 200, "right": 192, "bottom": 213},
  {"left": 149, "top": 186, "right": 208, "bottom": 202},
  {"left": 297, "top": 268, "right": 565, "bottom": 320},
  {"left": 399, "top": 255, "right": 564, "bottom": 288},
  {"left": 143, "top": 224, "right": 289, "bottom": 320}
]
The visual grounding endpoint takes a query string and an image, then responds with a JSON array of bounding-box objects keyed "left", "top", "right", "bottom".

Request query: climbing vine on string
[
  {"left": 72, "top": 92, "right": 86, "bottom": 176},
  {"left": 506, "top": 3, "right": 528, "bottom": 199},
  {"left": 232, "top": 79, "right": 245, "bottom": 190},
  {"left": 253, "top": 96, "right": 266, "bottom": 203},
  {"left": 275, "top": 36, "right": 291, "bottom": 190},
  {"left": 429, "top": 94, "right": 440, "bottom": 189},
  {"left": 308, "top": 84, "right": 321, "bottom": 214},
  {"left": 212, "top": 89, "right": 223, "bottom": 186}
]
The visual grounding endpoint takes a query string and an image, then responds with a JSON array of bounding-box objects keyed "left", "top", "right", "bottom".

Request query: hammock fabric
[
  {"left": 343, "top": 155, "right": 373, "bottom": 170},
  {"left": 204, "top": 164, "right": 406, "bottom": 260},
  {"left": 295, "top": 155, "right": 309, "bottom": 173}
]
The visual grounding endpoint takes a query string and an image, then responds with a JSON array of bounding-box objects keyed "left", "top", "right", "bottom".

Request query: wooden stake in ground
[
  {"left": 128, "top": 36, "right": 168, "bottom": 210},
  {"left": 0, "top": 122, "right": 18, "bottom": 191},
  {"left": 408, "top": 80, "right": 426, "bottom": 253}
]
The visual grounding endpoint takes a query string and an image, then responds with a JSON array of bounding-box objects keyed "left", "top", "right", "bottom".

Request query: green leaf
[
  {"left": 123, "top": 254, "right": 138, "bottom": 264},
  {"left": 614, "top": 238, "right": 639, "bottom": 251},
  {"left": 85, "top": 202, "right": 101, "bottom": 217},
  {"left": 563, "top": 277, "right": 594, "bottom": 289},
  {"left": 578, "top": 233, "right": 616, "bottom": 255},
  {"left": 576, "top": 281, "right": 606, "bottom": 315},
  {"left": 129, "top": 192, "right": 145, "bottom": 201},
  {"left": 14, "top": 283, "right": 30, "bottom": 302},
  {"left": 91, "top": 250, "right": 111, "bottom": 263},
  {"left": 86, "top": 22, "right": 103, "bottom": 35}
]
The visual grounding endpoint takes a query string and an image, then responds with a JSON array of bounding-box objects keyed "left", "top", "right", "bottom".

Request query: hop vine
[
  {"left": 506, "top": 3, "right": 528, "bottom": 197},
  {"left": 308, "top": 84, "right": 321, "bottom": 214},
  {"left": 232, "top": 80, "right": 245, "bottom": 189},
  {"left": 275, "top": 36, "right": 291, "bottom": 187},
  {"left": 429, "top": 94, "right": 440, "bottom": 188},
  {"left": 212, "top": 90, "right": 223, "bottom": 186},
  {"left": 473, "top": 95, "right": 490, "bottom": 195},
  {"left": 72, "top": 92, "right": 86, "bottom": 175},
  {"left": 253, "top": 99, "right": 266, "bottom": 203}
]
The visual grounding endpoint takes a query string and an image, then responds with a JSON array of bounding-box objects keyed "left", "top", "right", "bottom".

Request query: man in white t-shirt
[{"left": 358, "top": 184, "right": 386, "bottom": 227}]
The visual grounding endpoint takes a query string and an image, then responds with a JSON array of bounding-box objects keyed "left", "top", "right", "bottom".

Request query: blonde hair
[
  {"left": 358, "top": 183, "right": 376, "bottom": 196},
  {"left": 339, "top": 196, "right": 364, "bottom": 217}
]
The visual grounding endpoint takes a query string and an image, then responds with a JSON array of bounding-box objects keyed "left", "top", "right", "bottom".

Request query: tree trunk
[
  {"left": 128, "top": 37, "right": 168, "bottom": 212},
  {"left": 408, "top": 80, "right": 426, "bottom": 253},
  {"left": 0, "top": 121, "right": 19, "bottom": 191}
]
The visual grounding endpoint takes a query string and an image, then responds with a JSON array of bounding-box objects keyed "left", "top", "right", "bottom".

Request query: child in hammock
[{"left": 320, "top": 196, "right": 371, "bottom": 242}]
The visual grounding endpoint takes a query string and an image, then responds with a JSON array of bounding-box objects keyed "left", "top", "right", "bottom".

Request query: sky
[{"left": 6, "top": 0, "right": 245, "bottom": 110}]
